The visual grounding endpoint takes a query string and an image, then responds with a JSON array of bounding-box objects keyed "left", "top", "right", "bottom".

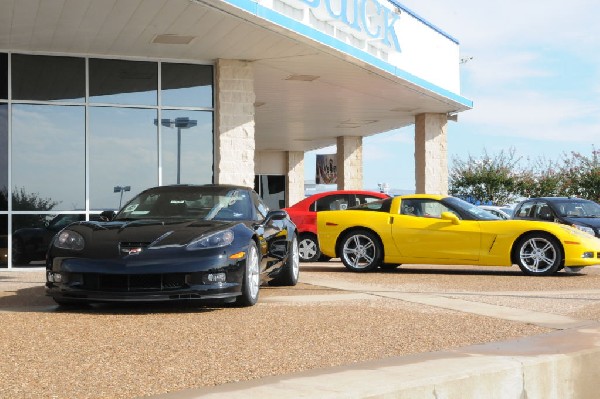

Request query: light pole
[
  {"left": 154, "top": 117, "right": 197, "bottom": 184},
  {"left": 114, "top": 185, "right": 131, "bottom": 209}
]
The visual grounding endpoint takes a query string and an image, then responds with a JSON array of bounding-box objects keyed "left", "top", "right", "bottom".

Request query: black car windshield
[
  {"left": 443, "top": 197, "right": 502, "bottom": 220},
  {"left": 552, "top": 200, "right": 600, "bottom": 218},
  {"left": 114, "top": 186, "right": 253, "bottom": 221}
]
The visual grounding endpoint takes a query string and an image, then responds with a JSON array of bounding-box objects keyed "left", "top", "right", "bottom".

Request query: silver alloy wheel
[
  {"left": 518, "top": 236, "right": 557, "bottom": 273},
  {"left": 290, "top": 235, "right": 300, "bottom": 280},
  {"left": 298, "top": 236, "right": 318, "bottom": 261},
  {"left": 247, "top": 243, "right": 260, "bottom": 300},
  {"left": 342, "top": 233, "right": 376, "bottom": 270}
]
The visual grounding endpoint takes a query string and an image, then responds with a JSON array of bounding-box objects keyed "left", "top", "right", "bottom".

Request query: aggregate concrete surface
[{"left": 1, "top": 262, "right": 600, "bottom": 399}]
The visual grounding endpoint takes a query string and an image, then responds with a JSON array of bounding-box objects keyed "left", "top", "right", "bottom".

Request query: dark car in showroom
[
  {"left": 513, "top": 197, "right": 600, "bottom": 237},
  {"left": 46, "top": 184, "right": 299, "bottom": 307},
  {"left": 283, "top": 190, "right": 389, "bottom": 262},
  {"left": 12, "top": 213, "right": 105, "bottom": 265}
]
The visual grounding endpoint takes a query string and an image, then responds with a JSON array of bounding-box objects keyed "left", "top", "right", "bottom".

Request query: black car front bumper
[{"left": 46, "top": 253, "right": 246, "bottom": 303}]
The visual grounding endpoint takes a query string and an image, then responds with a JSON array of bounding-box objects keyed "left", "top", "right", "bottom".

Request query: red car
[{"left": 283, "top": 190, "right": 389, "bottom": 262}]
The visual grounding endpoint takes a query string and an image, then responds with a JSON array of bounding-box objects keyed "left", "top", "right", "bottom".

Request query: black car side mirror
[
  {"left": 265, "top": 210, "right": 287, "bottom": 222},
  {"left": 100, "top": 210, "right": 116, "bottom": 221}
]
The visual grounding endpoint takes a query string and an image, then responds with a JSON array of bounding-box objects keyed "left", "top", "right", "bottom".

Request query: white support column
[
  {"left": 214, "top": 59, "right": 255, "bottom": 187},
  {"left": 336, "top": 136, "right": 363, "bottom": 190},
  {"left": 286, "top": 151, "right": 304, "bottom": 207},
  {"left": 414, "top": 113, "right": 448, "bottom": 194}
]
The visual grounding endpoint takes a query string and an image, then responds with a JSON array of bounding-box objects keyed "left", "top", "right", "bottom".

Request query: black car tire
[
  {"left": 340, "top": 229, "right": 382, "bottom": 272},
  {"left": 514, "top": 233, "right": 562, "bottom": 276},
  {"left": 234, "top": 241, "right": 261, "bottom": 307},
  {"left": 270, "top": 234, "right": 300, "bottom": 286},
  {"left": 298, "top": 233, "right": 321, "bottom": 262},
  {"left": 12, "top": 238, "right": 31, "bottom": 265}
]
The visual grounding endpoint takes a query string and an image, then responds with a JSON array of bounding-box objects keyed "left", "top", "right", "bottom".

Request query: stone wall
[{"left": 214, "top": 59, "right": 256, "bottom": 188}]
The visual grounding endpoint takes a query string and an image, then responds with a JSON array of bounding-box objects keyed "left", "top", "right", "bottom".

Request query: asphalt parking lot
[{"left": 2, "top": 262, "right": 600, "bottom": 399}]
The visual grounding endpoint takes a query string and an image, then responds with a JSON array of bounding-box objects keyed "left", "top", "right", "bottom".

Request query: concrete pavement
[{"left": 149, "top": 266, "right": 600, "bottom": 399}]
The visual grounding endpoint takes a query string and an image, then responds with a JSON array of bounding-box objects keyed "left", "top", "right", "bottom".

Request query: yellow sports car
[{"left": 317, "top": 194, "right": 600, "bottom": 276}]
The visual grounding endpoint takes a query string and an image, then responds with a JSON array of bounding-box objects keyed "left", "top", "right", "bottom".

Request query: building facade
[{"left": 0, "top": 0, "right": 472, "bottom": 267}]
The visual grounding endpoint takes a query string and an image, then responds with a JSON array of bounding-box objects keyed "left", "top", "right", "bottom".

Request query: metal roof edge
[
  {"left": 386, "top": 1, "right": 460, "bottom": 45},
  {"left": 211, "top": 0, "right": 473, "bottom": 110}
]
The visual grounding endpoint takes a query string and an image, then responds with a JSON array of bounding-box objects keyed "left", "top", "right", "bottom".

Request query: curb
[{"left": 148, "top": 322, "right": 600, "bottom": 399}]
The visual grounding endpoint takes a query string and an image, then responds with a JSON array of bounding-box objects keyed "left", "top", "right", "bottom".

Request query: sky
[{"left": 306, "top": 0, "right": 600, "bottom": 192}]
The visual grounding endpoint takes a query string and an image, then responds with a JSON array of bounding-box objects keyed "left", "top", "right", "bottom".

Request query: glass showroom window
[
  {"left": 89, "top": 59, "right": 157, "bottom": 106},
  {"left": 161, "top": 63, "right": 213, "bottom": 108},
  {"left": 4, "top": 54, "right": 214, "bottom": 267},
  {"left": 0, "top": 99, "right": 6, "bottom": 267},
  {"left": 160, "top": 110, "right": 213, "bottom": 186},
  {"left": 89, "top": 107, "right": 158, "bottom": 210},
  {"left": 12, "top": 54, "right": 85, "bottom": 102},
  {"left": 0, "top": 103, "right": 7, "bottom": 212},
  {"left": 0, "top": 53, "right": 7, "bottom": 100},
  {"left": 12, "top": 104, "right": 85, "bottom": 211}
]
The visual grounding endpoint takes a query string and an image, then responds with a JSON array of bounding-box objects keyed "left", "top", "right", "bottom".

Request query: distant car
[
  {"left": 45, "top": 184, "right": 299, "bottom": 307},
  {"left": 283, "top": 190, "right": 389, "bottom": 262},
  {"left": 478, "top": 205, "right": 513, "bottom": 220},
  {"left": 513, "top": 197, "right": 600, "bottom": 238},
  {"left": 317, "top": 194, "right": 600, "bottom": 276},
  {"left": 12, "top": 213, "right": 105, "bottom": 265}
]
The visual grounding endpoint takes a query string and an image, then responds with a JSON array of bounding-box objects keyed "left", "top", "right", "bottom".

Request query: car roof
[{"left": 520, "top": 197, "right": 593, "bottom": 203}]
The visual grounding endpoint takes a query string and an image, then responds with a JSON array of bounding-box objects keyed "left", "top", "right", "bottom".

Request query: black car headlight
[
  {"left": 54, "top": 230, "right": 85, "bottom": 251},
  {"left": 186, "top": 230, "right": 234, "bottom": 251}
]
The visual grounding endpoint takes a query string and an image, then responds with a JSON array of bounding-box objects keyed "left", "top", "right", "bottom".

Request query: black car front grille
[{"left": 80, "top": 273, "right": 186, "bottom": 292}]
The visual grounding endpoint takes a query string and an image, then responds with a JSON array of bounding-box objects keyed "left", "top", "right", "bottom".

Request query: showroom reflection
[{"left": 0, "top": 53, "right": 214, "bottom": 267}]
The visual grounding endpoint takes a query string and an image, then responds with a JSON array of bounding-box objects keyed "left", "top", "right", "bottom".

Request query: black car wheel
[
  {"left": 515, "top": 233, "right": 562, "bottom": 276},
  {"left": 340, "top": 230, "right": 382, "bottom": 272},
  {"left": 270, "top": 234, "right": 300, "bottom": 286},
  {"left": 234, "top": 241, "right": 261, "bottom": 307},
  {"left": 298, "top": 234, "right": 321, "bottom": 262},
  {"left": 12, "top": 238, "right": 31, "bottom": 265}
]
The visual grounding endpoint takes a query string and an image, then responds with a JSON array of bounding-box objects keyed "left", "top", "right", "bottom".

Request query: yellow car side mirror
[{"left": 441, "top": 212, "right": 460, "bottom": 225}]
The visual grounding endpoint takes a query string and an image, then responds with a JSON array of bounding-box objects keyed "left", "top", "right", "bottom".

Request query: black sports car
[{"left": 46, "top": 185, "right": 299, "bottom": 307}]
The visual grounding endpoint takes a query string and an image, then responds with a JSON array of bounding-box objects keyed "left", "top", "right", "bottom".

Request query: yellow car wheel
[
  {"left": 340, "top": 230, "right": 382, "bottom": 272},
  {"left": 515, "top": 233, "right": 562, "bottom": 276}
]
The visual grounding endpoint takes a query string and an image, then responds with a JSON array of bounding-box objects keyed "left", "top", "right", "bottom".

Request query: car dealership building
[{"left": 0, "top": 0, "right": 472, "bottom": 267}]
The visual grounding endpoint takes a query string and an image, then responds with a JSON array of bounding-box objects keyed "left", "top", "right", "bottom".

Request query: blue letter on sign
[
  {"left": 361, "top": 0, "right": 381, "bottom": 39},
  {"left": 381, "top": 7, "right": 400, "bottom": 51},
  {"left": 299, "top": 0, "right": 320, "bottom": 6}
]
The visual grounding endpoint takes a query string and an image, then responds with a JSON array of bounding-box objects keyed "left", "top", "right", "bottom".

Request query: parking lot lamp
[
  {"left": 154, "top": 117, "right": 197, "bottom": 184},
  {"left": 114, "top": 185, "right": 131, "bottom": 209}
]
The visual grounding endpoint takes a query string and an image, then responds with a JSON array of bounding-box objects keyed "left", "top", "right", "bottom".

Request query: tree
[
  {"left": 516, "top": 158, "right": 565, "bottom": 198},
  {"left": 449, "top": 148, "right": 521, "bottom": 205},
  {"left": 11, "top": 187, "right": 60, "bottom": 230},
  {"left": 559, "top": 148, "right": 600, "bottom": 202}
]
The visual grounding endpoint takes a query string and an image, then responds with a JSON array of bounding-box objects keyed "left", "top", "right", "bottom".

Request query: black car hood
[
  {"left": 562, "top": 216, "right": 600, "bottom": 229},
  {"left": 69, "top": 219, "right": 239, "bottom": 249}
]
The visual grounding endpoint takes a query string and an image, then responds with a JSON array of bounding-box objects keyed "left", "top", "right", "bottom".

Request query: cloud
[{"left": 460, "top": 91, "right": 600, "bottom": 142}]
